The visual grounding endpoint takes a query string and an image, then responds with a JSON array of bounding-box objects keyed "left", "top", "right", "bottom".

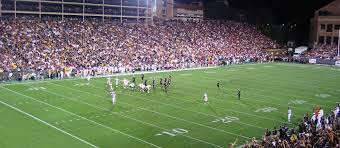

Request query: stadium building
[
  {"left": 0, "top": 0, "right": 203, "bottom": 22},
  {"left": 172, "top": 2, "right": 203, "bottom": 21},
  {"left": 310, "top": 0, "right": 340, "bottom": 46},
  {"left": 154, "top": 0, "right": 203, "bottom": 21},
  {"left": 155, "top": 0, "right": 174, "bottom": 18},
  {"left": 0, "top": 0, "right": 154, "bottom": 23}
]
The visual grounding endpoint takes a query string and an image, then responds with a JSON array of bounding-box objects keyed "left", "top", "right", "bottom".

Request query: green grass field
[{"left": 1, "top": 63, "right": 340, "bottom": 148}]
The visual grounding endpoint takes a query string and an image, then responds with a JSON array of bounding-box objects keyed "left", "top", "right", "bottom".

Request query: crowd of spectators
[
  {"left": 0, "top": 18, "right": 278, "bottom": 80},
  {"left": 304, "top": 44, "right": 339, "bottom": 60},
  {"left": 242, "top": 104, "right": 340, "bottom": 148}
]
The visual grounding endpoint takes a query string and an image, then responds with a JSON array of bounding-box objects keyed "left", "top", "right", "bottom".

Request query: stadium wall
[{"left": 308, "top": 58, "right": 337, "bottom": 65}]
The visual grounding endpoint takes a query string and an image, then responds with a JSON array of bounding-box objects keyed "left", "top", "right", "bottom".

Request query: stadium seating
[
  {"left": 304, "top": 44, "right": 338, "bottom": 59},
  {"left": 0, "top": 18, "right": 278, "bottom": 78}
]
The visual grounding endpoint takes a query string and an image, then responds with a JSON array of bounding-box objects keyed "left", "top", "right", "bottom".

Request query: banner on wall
[
  {"left": 309, "top": 59, "right": 316, "bottom": 64},
  {"left": 335, "top": 61, "right": 340, "bottom": 67}
]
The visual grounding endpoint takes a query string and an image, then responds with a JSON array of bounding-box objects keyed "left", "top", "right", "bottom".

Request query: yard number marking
[
  {"left": 212, "top": 116, "right": 239, "bottom": 124},
  {"left": 155, "top": 128, "right": 188, "bottom": 137},
  {"left": 288, "top": 100, "right": 306, "bottom": 105},
  {"left": 27, "top": 87, "right": 47, "bottom": 91},
  {"left": 74, "top": 83, "right": 90, "bottom": 86},
  {"left": 255, "top": 107, "right": 277, "bottom": 113},
  {"left": 315, "top": 94, "right": 331, "bottom": 98}
]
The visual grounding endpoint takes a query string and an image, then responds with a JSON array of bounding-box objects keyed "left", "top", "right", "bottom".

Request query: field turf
[{"left": 0, "top": 63, "right": 339, "bottom": 148}]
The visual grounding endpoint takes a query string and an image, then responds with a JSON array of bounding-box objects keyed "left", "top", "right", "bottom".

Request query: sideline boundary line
[
  {"left": 0, "top": 100, "right": 98, "bottom": 148},
  {"left": 0, "top": 86, "right": 162, "bottom": 148},
  {"left": 1, "top": 62, "right": 270, "bottom": 86},
  {"left": 1, "top": 66, "right": 218, "bottom": 86},
  {"left": 32, "top": 84, "right": 223, "bottom": 148}
]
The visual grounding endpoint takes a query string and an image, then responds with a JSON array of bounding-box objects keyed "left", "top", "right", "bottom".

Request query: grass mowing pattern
[{"left": 1, "top": 63, "right": 340, "bottom": 148}]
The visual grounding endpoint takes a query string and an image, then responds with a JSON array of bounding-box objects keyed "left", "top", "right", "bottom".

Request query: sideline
[{"left": 0, "top": 100, "right": 99, "bottom": 148}]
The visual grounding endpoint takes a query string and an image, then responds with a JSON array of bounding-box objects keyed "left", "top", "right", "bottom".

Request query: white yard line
[
  {"left": 0, "top": 86, "right": 162, "bottom": 148},
  {"left": 175, "top": 82, "right": 308, "bottom": 113},
  {"left": 0, "top": 100, "right": 98, "bottom": 148},
  {"left": 47, "top": 82, "right": 252, "bottom": 140},
  {"left": 197, "top": 68, "right": 338, "bottom": 105},
  {"left": 240, "top": 64, "right": 340, "bottom": 92},
  {"left": 227, "top": 70, "right": 340, "bottom": 96},
  {"left": 93, "top": 78, "right": 292, "bottom": 125},
  {"left": 176, "top": 73, "right": 315, "bottom": 112},
  {"left": 87, "top": 80, "right": 267, "bottom": 130},
  {"left": 34, "top": 87, "right": 223, "bottom": 148},
  {"left": 156, "top": 90, "right": 290, "bottom": 122}
]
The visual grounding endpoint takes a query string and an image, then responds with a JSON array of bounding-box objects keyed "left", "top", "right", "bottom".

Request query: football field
[{"left": 1, "top": 63, "right": 339, "bottom": 148}]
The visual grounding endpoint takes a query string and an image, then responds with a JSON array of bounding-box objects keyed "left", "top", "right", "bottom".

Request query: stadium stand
[
  {"left": 0, "top": 18, "right": 278, "bottom": 81},
  {"left": 304, "top": 44, "right": 338, "bottom": 59}
]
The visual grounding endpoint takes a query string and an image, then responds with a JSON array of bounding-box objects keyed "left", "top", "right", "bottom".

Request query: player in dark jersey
[
  {"left": 164, "top": 80, "right": 168, "bottom": 94},
  {"left": 132, "top": 76, "right": 135, "bottom": 83},
  {"left": 141, "top": 74, "right": 144, "bottom": 81},
  {"left": 160, "top": 78, "right": 163, "bottom": 86},
  {"left": 217, "top": 81, "right": 220, "bottom": 89},
  {"left": 168, "top": 74, "right": 171, "bottom": 85},
  {"left": 144, "top": 80, "right": 147, "bottom": 86},
  {"left": 152, "top": 78, "right": 156, "bottom": 89},
  {"left": 167, "top": 77, "right": 171, "bottom": 86},
  {"left": 237, "top": 89, "right": 241, "bottom": 100},
  {"left": 164, "top": 78, "right": 167, "bottom": 88}
]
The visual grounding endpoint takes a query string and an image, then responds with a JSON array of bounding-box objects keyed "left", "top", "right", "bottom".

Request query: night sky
[
  {"left": 176, "top": 0, "right": 334, "bottom": 23},
  {"left": 229, "top": 0, "right": 334, "bottom": 23},
  {"left": 175, "top": 0, "right": 336, "bottom": 45}
]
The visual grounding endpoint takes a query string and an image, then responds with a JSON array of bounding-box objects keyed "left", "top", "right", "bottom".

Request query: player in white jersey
[
  {"left": 109, "top": 82, "right": 113, "bottom": 91},
  {"left": 123, "top": 79, "right": 129, "bottom": 89},
  {"left": 288, "top": 107, "right": 292, "bottom": 122},
  {"left": 87, "top": 75, "right": 91, "bottom": 81},
  {"left": 203, "top": 92, "right": 208, "bottom": 104},
  {"left": 107, "top": 77, "right": 111, "bottom": 85},
  {"left": 115, "top": 77, "right": 119, "bottom": 87},
  {"left": 106, "top": 77, "right": 112, "bottom": 90},
  {"left": 111, "top": 91, "right": 116, "bottom": 106}
]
